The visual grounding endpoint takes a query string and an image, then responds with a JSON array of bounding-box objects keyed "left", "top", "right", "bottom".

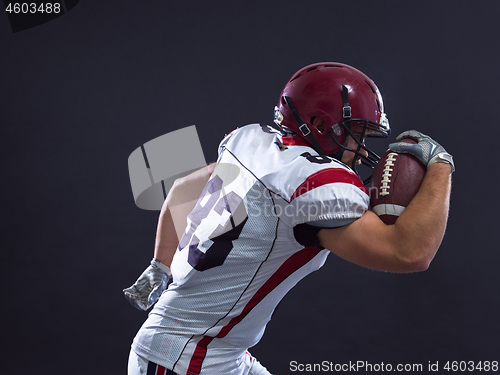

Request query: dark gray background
[{"left": 1, "top": 1, "right": 498, "bottom": 374}]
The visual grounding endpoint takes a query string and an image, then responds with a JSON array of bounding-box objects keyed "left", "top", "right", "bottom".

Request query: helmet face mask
[
  {"left": 330, "top": 117, "right": 390, "bottom": 172},
  {"left": 274, "top": 62, "right": 391, "bottom": 184}
]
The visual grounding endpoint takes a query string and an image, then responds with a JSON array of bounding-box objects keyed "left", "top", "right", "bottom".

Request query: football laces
[{"left": 380, "top": 153, "right": 397, "bottom": 196}]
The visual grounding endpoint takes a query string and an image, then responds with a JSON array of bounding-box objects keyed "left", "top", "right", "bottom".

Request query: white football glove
[
  {"left": 123, "top": 258, "right": 172, "bottom": 311},
  {"left": 388, "top": 130, "right": 455, "bottom": 172}
]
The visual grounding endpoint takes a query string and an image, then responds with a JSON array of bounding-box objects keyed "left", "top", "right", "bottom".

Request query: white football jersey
[{"left": 131, "top": 124, "right": 369, "bottom": 374}]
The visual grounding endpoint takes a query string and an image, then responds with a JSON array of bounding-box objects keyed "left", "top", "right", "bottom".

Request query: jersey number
[
  {"left": 178, "top": 175, "right": 247, "bottom": 271},
  {"left": 300, "top": 152, "right": 332, "bottom": 164}
]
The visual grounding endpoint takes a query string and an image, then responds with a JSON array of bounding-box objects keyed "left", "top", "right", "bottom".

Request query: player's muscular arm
[
  {"left": 318, "top": 162, "right": 452, "bottom": 273},
  {"left": 154, "top": 162, "right": 216, "bottom": 267}
]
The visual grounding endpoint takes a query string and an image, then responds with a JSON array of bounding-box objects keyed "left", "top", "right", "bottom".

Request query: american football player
[{"left": 125, "top": 63, "right": 454, "bottom": 375}]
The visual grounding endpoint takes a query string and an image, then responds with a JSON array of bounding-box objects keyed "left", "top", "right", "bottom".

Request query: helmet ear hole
[{"left": 311, "top": 117, "right": 326, "bottom": 133}]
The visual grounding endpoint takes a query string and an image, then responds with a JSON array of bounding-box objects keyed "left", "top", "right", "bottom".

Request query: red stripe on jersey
[
  {"left": 216, "top": 247, "right": 322, "bottom": 338},
  {"left": 290, "top": 168, "right": 367, "bottom": 201},
  {"left": 281, "top": 136, "right": 311, "bottom": 147},
  {"left": 186, "top": 247, "right": 322, "bottom": 374},
  {"left": 147, "top": 362, "right": 168, "bottom": 375},
  {"left": 187, "top": 335, "right": 214, "bottom": 375}
]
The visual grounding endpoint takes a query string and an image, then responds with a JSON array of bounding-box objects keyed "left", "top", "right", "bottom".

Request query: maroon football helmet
[{"left": 274, "top": 62, "right": 390, "bottom": 181}]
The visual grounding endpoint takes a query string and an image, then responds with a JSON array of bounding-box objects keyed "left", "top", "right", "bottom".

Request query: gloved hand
[
  {"left": 123, "top": 258, "right": 172, "bottom": 311},
  {"left": 388, "top": 130, "right": 455, "bottom": 172}
]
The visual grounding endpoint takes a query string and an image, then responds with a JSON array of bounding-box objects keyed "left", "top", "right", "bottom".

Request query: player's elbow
[
  {"left": 393, "top": 255, "right": 430, "bottom": 273},
  {"left": 394, "top": 244, "right": 435, "bottom": 273},
  {"left": 389, "top": 224, "right": 442, "bottom": 272},
  {"left": 165, "top": 177, "right": 191, "bottom": 207},
  {"left": 406, "top": 256, "right": 431, "bottom": 272}
]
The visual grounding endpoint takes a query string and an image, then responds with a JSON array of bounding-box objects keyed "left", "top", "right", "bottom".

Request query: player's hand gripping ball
[{"left": 370, "top": 138, "right": 426, "bottom": 224}]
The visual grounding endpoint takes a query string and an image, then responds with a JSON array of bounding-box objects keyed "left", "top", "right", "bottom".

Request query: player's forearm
[
  {"left": 392, "top": 162, "right": 452, "bottom": 268},
  {"left": 153, "top": 163, "right": 216, "bottom": 267},
  {"left": 154, "top": 202, "right": 180, "bottom": 267}
]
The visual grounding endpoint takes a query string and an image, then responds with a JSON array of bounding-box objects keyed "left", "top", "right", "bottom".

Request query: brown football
[{"left": 370, "top": 139, "right": 426, "bottom": 224}]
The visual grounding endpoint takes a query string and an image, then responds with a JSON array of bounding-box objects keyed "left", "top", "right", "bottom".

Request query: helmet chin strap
[
  {"left": 283, "top": 96, "right": 326, "bottom": 156},
  {"left": 332, "top": 84, "right": 353, "bottom": 163}
]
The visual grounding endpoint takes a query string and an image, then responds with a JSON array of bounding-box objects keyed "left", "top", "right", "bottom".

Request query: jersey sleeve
[{"left": 284, "top": 165, "right": 370, "bottom": 228}]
